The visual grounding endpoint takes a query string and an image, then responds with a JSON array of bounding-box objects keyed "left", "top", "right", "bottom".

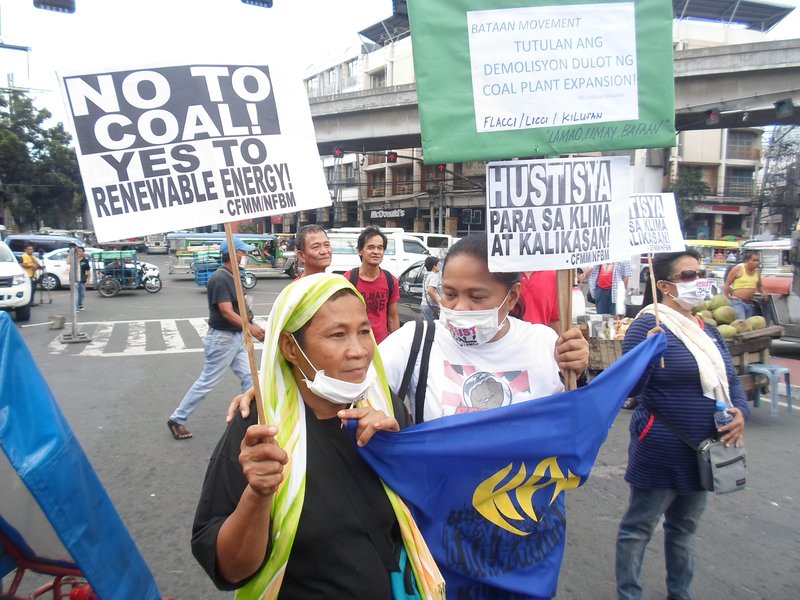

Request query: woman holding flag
[
  {"left": 379, "top": 233, "right": 589, "bottom": 421},
  {"left": 193, "top": 273, "right": 444, "bottom": 599},
  {"left": 615, "top": 250, "right": 748, "bottom": 600}
]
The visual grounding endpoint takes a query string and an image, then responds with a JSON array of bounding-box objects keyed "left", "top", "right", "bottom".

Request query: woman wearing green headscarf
[{"left": 192, "top": 273, "right": 444, "bottom": 599}]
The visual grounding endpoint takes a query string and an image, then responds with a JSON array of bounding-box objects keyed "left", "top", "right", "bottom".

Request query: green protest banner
[{"left": 407, "top": 0, "right": 675, "bottom": 163}]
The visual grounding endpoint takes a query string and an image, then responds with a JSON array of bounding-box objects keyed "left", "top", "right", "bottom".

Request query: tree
[
  {"left": 0, "top": 92, "right": 83, "bottom": 230},
  {"left": 668, "top": 168, "right": 709, "bottom": 230}
]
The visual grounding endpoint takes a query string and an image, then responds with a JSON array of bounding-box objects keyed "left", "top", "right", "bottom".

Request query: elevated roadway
[{"left": 309, "top": 39, "right": 800, "bottom": 155}]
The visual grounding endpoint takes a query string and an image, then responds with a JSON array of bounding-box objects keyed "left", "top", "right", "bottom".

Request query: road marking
[{"left": 47, "top": 317, "right": 265, "bottom": 357}]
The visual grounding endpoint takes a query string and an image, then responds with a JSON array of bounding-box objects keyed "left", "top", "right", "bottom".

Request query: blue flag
[
  {"left": 354, "top": 334, "right": 666, "bottom": 599},
  {"left": 0, "top": 312, "right": 161, "bottom": 599}
]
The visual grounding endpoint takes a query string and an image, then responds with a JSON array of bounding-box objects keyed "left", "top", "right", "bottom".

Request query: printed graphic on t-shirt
[
  {"left": 363, "top": 289, "right": 389, "bottom": 315},
  {"left": 442, "top": 361, "right": 531, "bottom": 413}
]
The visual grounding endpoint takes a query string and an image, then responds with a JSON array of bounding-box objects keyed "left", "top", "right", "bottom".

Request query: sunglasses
[{"left": 667, "top": 269, "right": 707, "bottom": 282}]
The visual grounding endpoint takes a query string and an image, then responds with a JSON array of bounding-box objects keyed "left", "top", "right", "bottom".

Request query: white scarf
[{"left": 639, "top": 303, "right": 731, "bottom": 405}]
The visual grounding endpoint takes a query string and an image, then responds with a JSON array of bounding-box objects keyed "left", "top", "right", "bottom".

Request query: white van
[
  {"left": 325, "top": 228, "right": 430, "bottom": 278},
  {"left": 409, "top": 232, "right": 459, "bottom": 259},
  {"left": 0, "top": 240, "right": 32, "bottom": 322}
]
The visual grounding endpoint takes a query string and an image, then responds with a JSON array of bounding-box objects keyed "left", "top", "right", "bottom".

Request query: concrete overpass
[{"left": 309, "top": 38, "right": 800, "bottom": 156}]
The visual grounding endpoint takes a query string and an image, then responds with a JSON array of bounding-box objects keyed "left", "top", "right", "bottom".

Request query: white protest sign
[
  {"left": 628, "top": 193, "right": 685, "bottom": 254},
  {"left": 60, "top": 63, "right": 330, "bottom": 243},
  {"left": 467, "top": 2, "right": 638, "bottom": 133},
  {"left": 486, "top": 156, "right": 630, "bottom": 272}
]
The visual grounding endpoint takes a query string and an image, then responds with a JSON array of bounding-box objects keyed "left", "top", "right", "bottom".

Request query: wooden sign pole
[
  {"left": 225, "top": 224, "right": 265, "bottom": 425},
  {"left": 557, "top": 269, "right": 577, "bottom": 390}
]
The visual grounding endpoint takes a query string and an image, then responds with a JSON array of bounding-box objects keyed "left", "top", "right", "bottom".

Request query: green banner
[{"left": 407, "top": 0, "right": 675, "bottom": 162}]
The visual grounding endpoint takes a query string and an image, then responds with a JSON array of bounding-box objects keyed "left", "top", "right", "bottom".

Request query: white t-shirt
[
  {"left": 380, "top": 317, "right": 563, "bottom": 422},
  {"left": 421, "top": 271, "right": 440, "bottom": 307}
]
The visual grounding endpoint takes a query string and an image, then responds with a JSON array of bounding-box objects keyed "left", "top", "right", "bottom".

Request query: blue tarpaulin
[{"left": 0, "top": 311, "right": 161, "bottom": 599}]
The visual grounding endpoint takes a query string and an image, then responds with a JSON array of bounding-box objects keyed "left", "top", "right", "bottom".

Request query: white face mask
[
  {"left": 667, "top": 279, "right": 707, "bottom": 310},
  {"left": 239, "top": 255, "right": 249, "bottom": 268},
  {"left": 439, "top": 291, "right": 510, "bottom": 347},
  {"left": 291, "top": 335, "right": 375, "bottom": 405}
]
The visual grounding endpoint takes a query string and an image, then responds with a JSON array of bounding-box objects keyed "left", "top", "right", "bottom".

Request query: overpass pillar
[{"left": 445, "top": 216, "right": 459, "bottom": 237}]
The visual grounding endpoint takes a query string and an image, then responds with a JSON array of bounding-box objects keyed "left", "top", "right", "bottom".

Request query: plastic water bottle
[{"left": 714, "top": 400, "right": 734, "bottom": 431}]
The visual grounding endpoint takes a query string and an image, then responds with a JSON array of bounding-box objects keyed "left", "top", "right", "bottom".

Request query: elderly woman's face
[{"left": 293, "top": 292, "right": 374, "bottom": 383}]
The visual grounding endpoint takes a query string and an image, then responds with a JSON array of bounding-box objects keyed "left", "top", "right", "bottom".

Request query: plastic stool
[{"left": 745, "top": 364, "right": 792, "bottom": 415}]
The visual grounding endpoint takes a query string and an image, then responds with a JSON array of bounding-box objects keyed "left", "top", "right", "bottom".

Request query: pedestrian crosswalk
[{"left": 47, "top": 317, "right": 266, "bottom": 357}]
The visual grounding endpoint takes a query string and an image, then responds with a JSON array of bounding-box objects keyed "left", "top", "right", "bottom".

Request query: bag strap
[
  {"left": 383, "top": 268, "right": 395, "bottom": 299},
  {"left": 414, "top": 321, "right": 436, "bottom": 425},
  {"left": 347, "top": 267, "right": 359, "bottom": 286},
  {"left": 643, "top": 401, "right": 698, "bottom": 451},
  {"left": 397, "top": 320, "right": 424, "bottom": 402},
  {"left": 307, "top": 423, "right": 399, "bottom": 573}
]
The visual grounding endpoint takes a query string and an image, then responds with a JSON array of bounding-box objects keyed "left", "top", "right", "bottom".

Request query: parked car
[
  {"left": 396, "top": 260, "right": 427, "bottom": 324},
  {"left": 5, "top": 233, "right": 85, "bottom": 258},
  {"left": 409, "top": 232, "right": 459, "bottom": 259},
  {"left": 0, "top": 240, "right": 32, "bottom": 321},
  {"left": 39, "top": 247, "right": 159, "bottom": 291}
]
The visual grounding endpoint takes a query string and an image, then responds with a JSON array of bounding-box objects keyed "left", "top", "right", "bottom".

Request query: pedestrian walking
[{"left": 167, "top": 238, "right": 265, "bottom": 440}]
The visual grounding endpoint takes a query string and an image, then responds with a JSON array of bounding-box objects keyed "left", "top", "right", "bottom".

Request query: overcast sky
[
  {"left": 0, "top": 0, "right": 394, "bottom": 126},
  {"left": 0, "top": 0, "right": 797, "bottom": 130}
]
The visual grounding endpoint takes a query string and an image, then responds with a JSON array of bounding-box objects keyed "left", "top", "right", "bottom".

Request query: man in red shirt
[
  {"left": 348, "top": 226, "right": 399, "bottom": 343},
  {"left": 519, "top": 270, "right": 560, "bottom": 333}
]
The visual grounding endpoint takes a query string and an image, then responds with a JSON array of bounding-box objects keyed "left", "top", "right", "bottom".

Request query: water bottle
[{"left": 714, "top": 400, "right": 734, "bottom": 431}]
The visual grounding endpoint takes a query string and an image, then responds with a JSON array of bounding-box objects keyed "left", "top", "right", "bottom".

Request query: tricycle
[{"left": 91, "top": 250, "right": 163, "bottom": 297}]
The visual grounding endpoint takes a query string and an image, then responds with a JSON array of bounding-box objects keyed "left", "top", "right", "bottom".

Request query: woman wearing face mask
[
  {"left": 192, "top": 273, "right": 444, "bottom": 599},
  {"left": 615, "top": 250, "right": 748, "bottom": 600},
  {"left": 378, "top": 232, "right": 589, "bottom": 422}
]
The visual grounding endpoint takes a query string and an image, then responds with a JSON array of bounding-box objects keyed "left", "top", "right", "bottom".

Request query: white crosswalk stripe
[{"left": 47, "top": 318, "right": 264, "bottom": 357}]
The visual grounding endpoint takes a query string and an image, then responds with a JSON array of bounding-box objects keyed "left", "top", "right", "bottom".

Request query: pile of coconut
[{"left": 692, "top": 294, "right": 767, "bottom": 339}]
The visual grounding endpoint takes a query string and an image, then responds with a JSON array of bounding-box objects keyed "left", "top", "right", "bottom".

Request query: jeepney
[{"left": 165, "top": 232, "right": 297, "bottom": 277}]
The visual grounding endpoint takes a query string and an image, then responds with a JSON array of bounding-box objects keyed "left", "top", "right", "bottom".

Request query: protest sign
[
  {"left": 406, "top": 0, "right": 675, "bottom": 162},
  {"left": 60, "top": 64, "right": 330, "bottom": 243},
  {"left": 628, "top": 193, "right": 685, "bottom": 254},
  {"left": 486, "top": 156, "right": 630, "bottom": 272}
]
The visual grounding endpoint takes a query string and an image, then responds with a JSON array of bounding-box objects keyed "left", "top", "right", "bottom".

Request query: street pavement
[{"left": 4, "top": 256, "right": 800, "bottom": 599}]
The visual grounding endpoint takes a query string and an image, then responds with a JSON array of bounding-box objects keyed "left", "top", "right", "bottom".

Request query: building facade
[{"left": 272, "top": 2, "right": 795, "bottom": 240}]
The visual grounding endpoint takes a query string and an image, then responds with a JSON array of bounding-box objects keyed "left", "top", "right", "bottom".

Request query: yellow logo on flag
[{"left": 472, "top": 458, "right": 581, "bottom": 536}]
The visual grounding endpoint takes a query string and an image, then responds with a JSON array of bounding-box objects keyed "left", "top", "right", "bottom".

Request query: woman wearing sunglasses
[{"left": 615, "top": 249, "right": 749, "bottom": 600}]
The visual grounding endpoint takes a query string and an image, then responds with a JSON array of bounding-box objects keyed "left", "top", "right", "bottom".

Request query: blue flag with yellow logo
[{"left": 354, "top": 334, "right": 666, "bottom": 599}]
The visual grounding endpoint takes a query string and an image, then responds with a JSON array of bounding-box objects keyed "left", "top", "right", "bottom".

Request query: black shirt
[
  {"left": 192, "top": 396, "right": 410, "bottom": 598},
  {"left": 206, "top": 267, "right": 240, "bottom": 331},
  {"left": 78, "top": 257, "right": 90, "bottom": 283}
]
